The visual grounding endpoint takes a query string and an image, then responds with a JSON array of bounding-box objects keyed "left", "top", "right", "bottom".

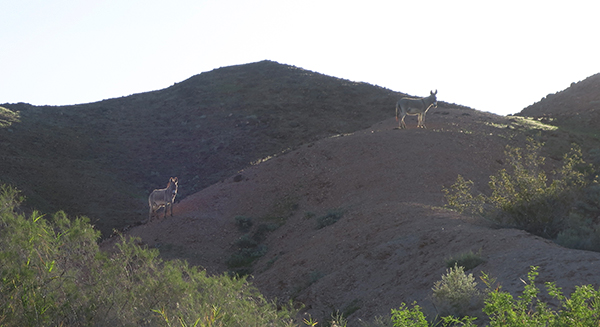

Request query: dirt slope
[
  {"left": 1, "top": 60, "right": 408, "bottom": 237},
  {"left": 519, "top": 72, "right": 600, "bottom": 131},
  {"left": 102, "top": 105, "right": 600, "bottom": 324}
]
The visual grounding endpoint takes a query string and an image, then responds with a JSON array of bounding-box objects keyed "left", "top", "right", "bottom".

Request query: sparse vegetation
[
  {"left": 234, "top": 215, "right": 253, "bottom": 232},
  {"left": 291, "top": 270, "right": 325, "bottom": 300},
  {"left": 481, "top": 266, "right": 600, "bottom": 326},
  {"left": 0, "top": 106, "right": 20, "bottom": 127},
  {"left": 391, "top": 266, "right": 600, "bottom": 326},
  {"left": 391, "top": 302, "right": 429, "bottom": 327},
  {"left": 444, "top": 138, "right": 600, "bottom": 249},
  {"left": 228, "top": 214, "right": 280, "bottom": 276},
  {"left": 316, "top": 209, "right": 345, "bottom": 229},
  {"left": 265, "top": 195, "right": 300, "bottom": 226},
  {"left": 445, "top": 249, "right": 486, "bottom": 271},
  {"left": 432, "top": 264, "right": 484, "bottom": 318},
  {"left": 0, "top": 185, "right": 297, "bottom": 326}
]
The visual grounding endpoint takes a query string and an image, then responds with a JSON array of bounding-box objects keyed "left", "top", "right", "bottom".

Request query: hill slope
[
  {"left": 519, "top": 72, "right": 600, "bottom": 131},
  {"left": 1, "top": 60, "right": 408, "bottom": 236},
  {"left": 104, "top": 104, "right": 600, "bottom": 324}
]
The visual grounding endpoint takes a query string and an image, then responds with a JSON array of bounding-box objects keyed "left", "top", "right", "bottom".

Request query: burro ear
[{"left": 431, "top": 90, "right": 437, "bottom": 95}]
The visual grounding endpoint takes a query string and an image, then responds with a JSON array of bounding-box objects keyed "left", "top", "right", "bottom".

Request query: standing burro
[
  {"left": 148, "top": 177, "right": 178, "bottom": 221},
  {"left": 396, "top": 90, "right": 438, "bottom": 129}
]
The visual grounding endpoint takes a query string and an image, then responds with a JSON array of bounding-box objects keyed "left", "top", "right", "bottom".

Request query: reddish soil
[
  {"left": 4, "top": 61, "right": 600, "bottom": 325},
  {"left": 102, "top": 104, "right": 600, "bottom": 325}
]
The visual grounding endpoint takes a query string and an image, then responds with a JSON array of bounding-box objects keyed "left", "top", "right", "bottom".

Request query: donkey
[
  {"left": 148, "top": 177, "right": 178, "bottom": 221},
  {"left": 396, "top": 90, "right": 438, "bottom": 129}
]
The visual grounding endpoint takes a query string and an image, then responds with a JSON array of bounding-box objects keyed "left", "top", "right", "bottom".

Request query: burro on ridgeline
[
  {"left": 396, "top": 90, "right": 438, "bottom": 129},
  {"left": 148, "top": 177, "right": 179, "bottom": 221}
]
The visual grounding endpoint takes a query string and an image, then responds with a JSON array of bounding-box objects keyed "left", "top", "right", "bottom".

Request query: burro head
[
  {"left": 430, "top": 90, "right": 438, "bottom": 108},
  {"left": 169, "top": 177, "right": 179, "bottom": 195}
]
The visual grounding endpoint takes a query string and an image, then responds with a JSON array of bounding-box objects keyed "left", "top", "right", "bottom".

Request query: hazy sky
[{"left": 2, "top": 0, "right": 599, "bottom": 115}]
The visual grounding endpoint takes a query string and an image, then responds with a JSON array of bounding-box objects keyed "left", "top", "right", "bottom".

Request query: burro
[
  {"left": 148, "top": 177, "right": 178, "bottom": 221},
  {"left": 396, "top": 90, "right": 438, "bottom": 129}
]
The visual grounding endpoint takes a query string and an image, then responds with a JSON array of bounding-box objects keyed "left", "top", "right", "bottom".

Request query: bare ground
[{"left": 101, "top": 105, "right": 600, "bottom": 324}]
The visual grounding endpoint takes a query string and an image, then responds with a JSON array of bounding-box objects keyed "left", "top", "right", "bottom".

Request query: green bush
[
  {"left": 392, "top": 266, "right": 600, "bottom": 326},
  {"left": 0, "top": 185, "right": 296, "bottom": 326},
  {"left": 481, "top": 266, "right": 600, "bottom": 326},
  {"left": 444, "top": 138, "right": 594, "bottom": 240},
  {"left": 432, "top": 264, "right": 484, "bottom": 318},
  {"left": 554, "top": 184, "right": 600, "bottom": 251},
  {"left": 391, "top": 302, "right": 429, "bottom": 327}
]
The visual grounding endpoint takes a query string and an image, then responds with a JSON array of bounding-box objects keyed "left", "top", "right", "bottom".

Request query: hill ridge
[{"left": 1, "top": 60, "right": 407, "bottom": 236}]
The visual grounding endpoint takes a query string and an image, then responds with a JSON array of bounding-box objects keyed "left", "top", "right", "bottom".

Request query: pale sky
[{"left": 2, "top": 0, "right": 599, "bottom": 115}]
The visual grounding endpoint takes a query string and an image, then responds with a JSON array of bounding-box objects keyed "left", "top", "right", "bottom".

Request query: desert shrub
[
  {"left": 316, "top": 209, "right": 344, "bottom": 229},
  {"left": 0, "top": 106, "right": 20, "bottom": 127},
  {"left": 482, "top": 266, "right": 600, "bottom": 326},
  {"left": 227, "top": 245, "right": 268, "bottom": 267},
  {"left": 443, "top": 175, "right": 485, "bottom": 216},
  {"left": 444, "top": 138, "right": 595, "bottom": 240},
  {"left": 391, "top": 266, "right": 600, "bottom": 326},
  {"left": 228, "top": 220, "right": 276, "bottom": 275},
  {"left": 432, "top": 264, "right": 484, "bottom": 318},
  {"left": 235, "top": 233, "right": 259, "bottom": 248},
  {"left": 445, "top": 249, "right": 486, "bottom": 271},
  {"left": 324, "top": 311, "right": 348, "bottom": 327},
  {"left": 391, "top": 302, "right": 429, "bottom": 327},
  {"left": 0, "top": 185, "right": 297, "bottom": 326},
  {"left": 554, "top": 184, "right": 600, "bottom": 251},
  {"left": 234, "top": 215, "right": 253, "bottom": 232}
]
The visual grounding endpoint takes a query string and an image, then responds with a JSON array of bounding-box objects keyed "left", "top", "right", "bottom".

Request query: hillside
[
  {"left": 5, "top": 61, "right": 600, "bottom": 325},
  {"left": 101, "top": 104, "right": 600, "bottom": 324},
  {"left": 1, "top": 60, "right": 407, "bottom": 237},
  {"left": 519, "top": 72, "right": 600, "bottom": 131}
]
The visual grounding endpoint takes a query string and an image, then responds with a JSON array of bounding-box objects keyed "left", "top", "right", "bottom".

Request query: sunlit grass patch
[
  {"left": 485, "top": 117, "right": 558, "bottom": 132},
  {"left": 0, "top": 106, "right": 20, "bottom": 127},
  {"left": 508, "top": 116, "right": 558, "bottom": 131},
  {"left": 484, "top": 121, "right": 509, "bottom": 129}
]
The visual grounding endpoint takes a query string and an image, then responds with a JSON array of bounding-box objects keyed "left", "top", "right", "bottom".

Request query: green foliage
[
  {"left": 442, "top": 175, "right": 485, "bottom": 215},
  {"left": 0, "top": 185, "right": 297, "bottom": 326},
  {"left": 391, "top": 266, "right": 600, "bottom": 326},
  {"left": 432, "top": 264, "right": 483, "bottom": 318},
  {"left": 324, "top": 311, "right": 348, "bottom": 327},
  {"left": 391, "top": 302, "right": 429, "bottom": 327},
  {"left": 482, "top": 266, "right": 600, "bottom": 326},
  {"left": 444, "top": 138, "right": 596, "bottom": 241},
  {"left": 0, "top": 106, "right": 20, "bottom": 127},
  {"left": 555, "top": 184, "right": 600, "bottom": 251}
]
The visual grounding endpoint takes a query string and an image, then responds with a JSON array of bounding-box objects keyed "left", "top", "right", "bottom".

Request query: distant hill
[
  {"left": 518, "top": 72, "right": 600, "bottom": 130},
  {"left": 1, "top": 60, "right": 412, "bottom": 236}
]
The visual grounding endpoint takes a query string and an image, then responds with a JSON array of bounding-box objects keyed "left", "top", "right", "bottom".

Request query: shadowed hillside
[
  {"left": 1, "top": 60, "right": 415, "bottom": 236},
  {"left": 519, "top": 72, "right": 600, "bottom": 131},
  {"left": 5, "top": 61, "right": 600, "bottom": 325},
  {"left": 106, "top": 106, "right": 600, "bottom": 325}
]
